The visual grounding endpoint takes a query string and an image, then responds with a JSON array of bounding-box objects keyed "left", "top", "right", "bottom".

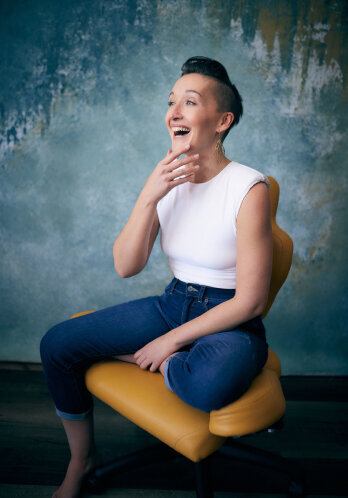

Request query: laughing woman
[{"left": 40, "top": 56, "right": 273, "bottom": 498}]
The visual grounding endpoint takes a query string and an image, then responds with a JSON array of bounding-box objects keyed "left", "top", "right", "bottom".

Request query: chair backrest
[{"left": 262, "top": 177, "right": 293, "bottom": 318}]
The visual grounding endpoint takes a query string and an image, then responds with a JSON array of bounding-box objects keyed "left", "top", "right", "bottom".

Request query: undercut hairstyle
[{"left": 181, "top": 56, "right": 243, "bottom": 142}]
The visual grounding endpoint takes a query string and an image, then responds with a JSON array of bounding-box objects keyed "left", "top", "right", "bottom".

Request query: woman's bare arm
[
  {"left": 113, "top": 197, "right": 160, "bottom": 278},
  {"left": 134, "top": 181, "right": 273, "bottom": 371},
  {"left": 113, "top": 145, "right": 200, "bottom": 277}
]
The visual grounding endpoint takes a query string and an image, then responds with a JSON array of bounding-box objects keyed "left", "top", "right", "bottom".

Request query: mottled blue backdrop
[{"left": 1, "top": 0, "right": 347, "bottom": 373}]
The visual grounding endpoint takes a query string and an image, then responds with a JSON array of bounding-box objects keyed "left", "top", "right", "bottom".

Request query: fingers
[
  {"left": 169, "top": 161, "right": 200, "bottom": 183},
  {"left": 136, "top": 355, "right": 158, "bottom": 372},
  {"left": 161, "top": 145, "right": 199, "bottom": 179},
  {"left": 162, "top": 143, "right": 191, "bottom": 165},
  {"left": 162, "top": 153, "right": 199, "bottom": 181},
  {"left": 156, "top": 154, "right": 200, "bottom": 190},
  {"left": 172, "top": 153, "right": 199, "bottom": 169},
  {"left": 171, "top": 170, "right": 198, "bottom": 186},
  {"left": 134, "top": 350, "right": 149, "bottom": 369},
  {"left": 134, "top": 349, "right": 160, "bottom": 372}
]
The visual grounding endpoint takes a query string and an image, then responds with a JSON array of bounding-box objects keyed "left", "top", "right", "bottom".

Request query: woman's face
[{"left": 165, "top": 73, "right": 224, "bottom": 154}]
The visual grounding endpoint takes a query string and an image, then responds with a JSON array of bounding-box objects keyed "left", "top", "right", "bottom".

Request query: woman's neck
[{"left": 190, "top": 150, "right": 231, "bottom": 184}]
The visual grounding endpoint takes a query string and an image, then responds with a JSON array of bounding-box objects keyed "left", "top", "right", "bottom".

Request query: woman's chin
[{"left": 172, "top": 139, "right": 193, "bottom": 153}]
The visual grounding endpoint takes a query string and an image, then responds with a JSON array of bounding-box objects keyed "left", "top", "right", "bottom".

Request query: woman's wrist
[
  {"left": 138, "top": 188, "right": 159, "bottom": 210},
  {"left": 166, "top": 327, "right": 191, "bottom": 350}
]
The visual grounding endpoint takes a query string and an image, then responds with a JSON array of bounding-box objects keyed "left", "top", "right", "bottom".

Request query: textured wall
[{"left": 1, "top": 0, "right": 347, "bottom": 373}]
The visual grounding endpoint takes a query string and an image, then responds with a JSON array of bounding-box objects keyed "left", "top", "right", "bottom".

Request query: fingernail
[{"left": 185, "top": 144, "right": 190, "bottom": 149}]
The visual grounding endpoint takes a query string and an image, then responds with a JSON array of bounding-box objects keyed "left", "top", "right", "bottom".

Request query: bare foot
[{"left": 52, "top": 452, "right": 101, "bottom": 498}]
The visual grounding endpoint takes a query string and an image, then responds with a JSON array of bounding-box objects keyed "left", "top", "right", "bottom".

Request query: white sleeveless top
[{"left": 156, "top": 161, "right": 270, "bottom": 289}]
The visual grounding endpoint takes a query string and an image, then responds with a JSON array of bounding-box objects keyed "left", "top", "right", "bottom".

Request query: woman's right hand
[{"left": 140, "top": 144, "right": 200, "bottom": 205}]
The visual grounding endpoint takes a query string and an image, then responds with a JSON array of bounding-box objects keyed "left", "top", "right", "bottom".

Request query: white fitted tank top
[{"left": 156, "top": 161, "right": 270, "bottom": 289}]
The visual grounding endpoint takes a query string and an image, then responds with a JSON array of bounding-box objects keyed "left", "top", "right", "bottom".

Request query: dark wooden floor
[{"left": 0, "top": 364, "right": 347, "bottom": 497}]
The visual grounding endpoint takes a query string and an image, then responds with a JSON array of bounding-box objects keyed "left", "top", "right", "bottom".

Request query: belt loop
[
  {"left": 169, "top": 278, "right": 178, "bottom": 294},
  {"left": 198, "top": 285, "right": 206, "bottom": 303}
]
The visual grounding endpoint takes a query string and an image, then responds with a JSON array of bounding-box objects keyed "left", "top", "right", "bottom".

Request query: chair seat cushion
[
  {"left": 86, "top": 360, "right": 225, "bottom": 462},
  {"left": 209, "top": 368, "right": 286, "bottom": 437},
  {"left": 264, "top": 348, "right": 281, "bottom": 376},
  {"left": 86, "top": 357, "right": 285, "bottom": 461}
]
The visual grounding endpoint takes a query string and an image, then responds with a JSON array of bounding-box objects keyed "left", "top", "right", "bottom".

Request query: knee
[
  {"left": 185, "top": 374, "right": 251, "bottom": 412},
  {"left": 195, "top": 377, "right": 246, "bottom": 412},
  {"left": 40, "top": 322, "right": 67, "bottom": 368},
  {"left": 167, "top": 357, "right": 228, "bottom": 412},
  {"left": 167, "top": 354, "right": 252, "bottom": 413},
  {"left": 186, "top": 387, "right": 222, "bottom": 412}
]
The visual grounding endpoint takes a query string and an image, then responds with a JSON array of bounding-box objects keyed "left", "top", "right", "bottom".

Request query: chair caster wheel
[
  {"left": 83, "top": 469, "right": 108, "bottom": 495},
  {"left": 288, "top": 480, "right": 305, "bottom": 497}
]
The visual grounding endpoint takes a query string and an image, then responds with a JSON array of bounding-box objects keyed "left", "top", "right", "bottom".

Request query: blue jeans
[{"left": 40, "top": 277, "right": 268, "bottom": 418}]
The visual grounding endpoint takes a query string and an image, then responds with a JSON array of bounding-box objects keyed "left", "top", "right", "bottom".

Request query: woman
[{"left": 40, "top": 56, "right": 273, "bottom": 498}]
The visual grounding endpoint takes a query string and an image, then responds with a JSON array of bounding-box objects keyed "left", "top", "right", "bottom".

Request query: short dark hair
[{"left": 181, "top": 56, "right": 243, "bottom": 141}]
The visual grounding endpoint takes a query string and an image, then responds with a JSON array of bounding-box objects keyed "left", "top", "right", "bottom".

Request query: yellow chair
[{"left": 72, "top": 177, "right": 304, "bottom": 497}]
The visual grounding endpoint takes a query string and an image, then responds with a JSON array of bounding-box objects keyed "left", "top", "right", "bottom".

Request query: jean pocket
[{"left": 164, "top": 280, "right": 175, "bottom": 295}]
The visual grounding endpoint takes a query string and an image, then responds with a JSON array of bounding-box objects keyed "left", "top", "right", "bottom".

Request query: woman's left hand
[{"left": 134, "top": 334, "right": 177, "bottom": 372}]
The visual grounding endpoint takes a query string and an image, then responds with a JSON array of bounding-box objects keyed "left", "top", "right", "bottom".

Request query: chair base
[
  {"left": 84, "top": 443, "right": 178, "bottom": 494},
  {"left": 84, "top": 442, "right": 214, "bottom": 497},
  {"left": 217, "top": 437, "right": 306, "bottom": 497},
  {"left": 84, "top": 431, "right": 305, "bottom": 498}
]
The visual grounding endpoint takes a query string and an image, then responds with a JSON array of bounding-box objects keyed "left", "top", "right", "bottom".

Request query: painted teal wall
[{"left": 1, "top": 0, "right": 347, "bottom": 373}]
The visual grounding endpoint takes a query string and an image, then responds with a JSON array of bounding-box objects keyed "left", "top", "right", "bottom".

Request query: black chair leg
[
  {"left": 217, "top": 438, "right": 306, "bottom": 497},
  {"left": 84, "top": 442, "right": 178, "bottom": 494},
  {"left": 194, "top": 456, "right": 214, "bottom": 498}
]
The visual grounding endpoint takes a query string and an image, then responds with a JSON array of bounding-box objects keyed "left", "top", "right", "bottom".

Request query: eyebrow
[{"left": 169, "top": 89, "right": 202, "bottom": 97}]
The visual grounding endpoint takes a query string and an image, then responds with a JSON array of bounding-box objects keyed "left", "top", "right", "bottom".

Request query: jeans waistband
[{"left": 167, "top": 277, "right": 236, "bottom": 302}]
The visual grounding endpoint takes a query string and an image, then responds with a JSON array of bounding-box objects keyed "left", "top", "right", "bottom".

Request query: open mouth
[{"left": 172, "top": 126, "right": 191, "bottom": 138}]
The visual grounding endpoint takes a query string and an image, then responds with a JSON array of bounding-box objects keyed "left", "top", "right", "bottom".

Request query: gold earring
[{"left": 215, "top": 133, "right": 225, "bottom": 163}]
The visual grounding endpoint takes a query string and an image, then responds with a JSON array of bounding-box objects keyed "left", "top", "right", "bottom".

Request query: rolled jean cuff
[
  {"left": 163, "top": 353, "right": 180, "bottom": 392},
  {"left": 55, "top": 405, "right": 93, "bottom": 421}
]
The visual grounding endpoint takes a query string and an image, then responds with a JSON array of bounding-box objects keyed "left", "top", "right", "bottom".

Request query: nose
[{"left": 169, "top": 102, "right": 183, "bottom": 121}]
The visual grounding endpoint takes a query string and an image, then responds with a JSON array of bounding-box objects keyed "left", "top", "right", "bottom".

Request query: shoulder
[
  {"left": 227, "top": 161, "right": 270, "bottom": 218},
  {"left": 238, "top": 180, "right": 270, "bottom": 218},
  {"left": 227, "top": 161, "right": 270, "bottom": 188}
]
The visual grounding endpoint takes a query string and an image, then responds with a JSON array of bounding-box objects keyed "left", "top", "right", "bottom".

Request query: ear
[{"left": 217, "top": 112, "right": 234, "bottom": 133}]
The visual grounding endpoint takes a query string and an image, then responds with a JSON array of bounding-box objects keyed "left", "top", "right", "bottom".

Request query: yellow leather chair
[{"left": 72, "top": 177, "right": 304, "bottom": 497}]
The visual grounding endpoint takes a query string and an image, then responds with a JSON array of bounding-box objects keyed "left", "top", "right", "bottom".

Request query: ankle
[{"left": 70, "top": 450, "right": 98, "bottom": 471}]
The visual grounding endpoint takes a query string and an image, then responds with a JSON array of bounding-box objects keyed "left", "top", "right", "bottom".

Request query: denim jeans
[{"left": 40, "top": 277, "right": 268, "bottom": 418}]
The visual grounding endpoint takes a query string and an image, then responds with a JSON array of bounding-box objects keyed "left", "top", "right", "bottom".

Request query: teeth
[{"left": 172, "top": 127, "right": 190, "bottom": 132}]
